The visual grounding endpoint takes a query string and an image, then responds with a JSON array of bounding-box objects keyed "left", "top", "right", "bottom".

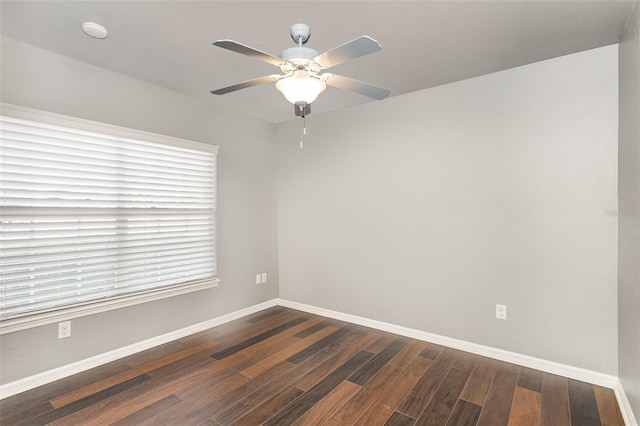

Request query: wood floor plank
[
  {"left": 593, "top": 385, "right": 625, "bottom": 426},
  {"left": 177, "top": 360, "right": 296, "bottom": 422},
  {"left": 476, "top": 362, "right": 519, "bottom": 426},
  {"left": 231, "top": 316, "right": 326, "bottom": 360},
  {"left": 418, "top": 343, "right": 445, "bottom": 360},
  {"left": 348, "top": 336, "right": 408, "bottom": 386},
  {"left": 137, "top": 340, "right": 220, "bottom": 373},
  {"left": 415, "top": 367, "right": 470, "bottom": 426},
  {"left": 388, "top": 340, "right": 427, "bottom": 368},
  {"left": 324, "top": 326, "right": 370, "bottom": 353},
  {"left": 174, "top": 354, "right": 254, "bottom": 401},
  {"left": 49, "top": 367, "right": 145, "bottom": 408},
  {"left": 134, "top": 352, "right": 217, "bottom": 398},
  {"left": 48, "top": 355, "right": 217, "bottom": 426},
  {"left": 459, "top": 357, "right": 499, "bottom": 406},
  {"left": 204, "top": 310, "right": 304, "bottom": 348},
  {"left": 263, "top": 350, "right": 375, "bottom": 425},
  {"left": 293, "top": 330, "right": 378, "bottom": 391},
  {"left": 210, "top": 317, "right": 308, "bottom": 359},
  {"left": 139, "top": 370, "right": 250, "bottom": 425},
  {"left": 0, "top": 402, "right": 54, "bottom": 426},
  {"left": 354, "top": 356, "right": 433, "bottom": 426},
  {"left": 19, "top": 374, "right": 151, "bottom": 426},
  {"left": 176, "top": 321, "right": 242, "bottom": 347},
  {"left": 0, "top": 358, "right": 132, "bottom": 420},
  {"left": 75, "top": 382, "right": 186, "bottom": 426},
  {"left": 446, "top": 399, "right": 482, "bottom": 426},
  {"left": 110, "top": 394, "right": 182, "bottom": 426},
  {"left": 123, "top": 340, "right": 188, "bottom": 367},
  {"left": 397, "top": 347, "right": 459, "bottom": 419},
  {"left": 130, "top": 339, "right": 219, "bottom": 373},
  {"left": 177, "top": 308, "right": 292, "bottom": 346},
  {"left": 246, "top": 307, "right": 286, "bottom": 323},
  {"left": 240, "top": 325, "right": 339, "bottom": 378},
  {"left": 213, "top": 348, "right": 338, "bottom": 425},
  {"left": 355, "top": 404, "right": 397, "bottom": 426},
  {"left": 365, "top": 333, "right": 396, "bottom": 353},
  {"left": 385, "top": 411, "right": 417, "bottom": 426},
  {"left": 325, "top": 364, "right": 403, "bottom": 425},
  {"left": 229, "top": 385, "right": 304, "bottom": 426},
  {"left": 292, "top": 380, "right": 361, "bottom": 425},
  {"left": 453, "top": 351, "right": 483, "bottom": 372},
  {"left": 286, "top": 324, "right": 355, "bottom": 364},
  {"left": 294, "top": 319, "right": 335, "bottom": 338},
  {"left": 507, "top": 386, "right": 542, "bottom": 426},
  {"left": 518, "top": 366, "right": 543, "bottom": 393},
  {"left": 200, "top": 420, "right": 222, "bottom": 426},
  {"left": 540, "top": 372, "right": 570, "bottom": 426},
  {"left": 145, "top": 348, "right": 216, "bottom": 380},
  {"left": 568, "top": 379, "right": 602, "bottom": 426}
]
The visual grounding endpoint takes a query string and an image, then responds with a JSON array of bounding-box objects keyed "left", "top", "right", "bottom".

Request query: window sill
[{"left": 0, "top": 278, "right": 220, "bottom": 335}]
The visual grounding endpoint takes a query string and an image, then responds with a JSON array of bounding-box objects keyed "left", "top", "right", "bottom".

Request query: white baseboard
[
  {"left": 615, "top": 380, "right": 639, "bottom": 426},
  {"left": 0, "top": 299, "right": 278, "bottom": 400}
]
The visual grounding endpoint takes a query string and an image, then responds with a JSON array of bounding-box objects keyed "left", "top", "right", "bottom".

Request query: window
[{"left": 0, "top": 104, "right": 219, "bottom": 333}]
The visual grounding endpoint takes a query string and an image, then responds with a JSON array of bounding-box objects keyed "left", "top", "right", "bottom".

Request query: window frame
[{"left": 0, "top": 103, "right": 220, "bottom": 335}]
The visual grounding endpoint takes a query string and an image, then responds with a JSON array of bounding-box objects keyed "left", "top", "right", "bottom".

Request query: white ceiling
[{"left": 1, "top": 1, "right": 636, "bottom": 123}]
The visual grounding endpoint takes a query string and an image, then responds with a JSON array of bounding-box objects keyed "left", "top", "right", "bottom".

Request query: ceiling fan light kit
[
  {"left": 211, "top": 23, "right": 389, "bottom": 117},
  {"left": 276, "top": 73, "right": 326, "bottom": 104}
]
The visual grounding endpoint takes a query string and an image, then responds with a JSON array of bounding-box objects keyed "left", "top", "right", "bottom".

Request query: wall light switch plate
[
  {"left": 255, "top": 274, "right": 261, "bottom": 284},
  {"left": 261, "top": 272, "right": 267, "bottom": 283}
]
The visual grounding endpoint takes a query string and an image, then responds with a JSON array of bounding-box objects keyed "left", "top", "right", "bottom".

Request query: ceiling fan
[{"left": 211, "top": 23, "right": 390, "bottom": 117}]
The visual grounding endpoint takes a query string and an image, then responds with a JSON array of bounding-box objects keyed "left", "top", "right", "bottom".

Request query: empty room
[{"left": 1, "top": 1, "right": 639, "bottom": 425}]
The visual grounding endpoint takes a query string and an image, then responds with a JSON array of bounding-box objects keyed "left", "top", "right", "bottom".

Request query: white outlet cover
[
  {"left": 261, "top": 272, "right": 267, "bottom": 283},
  {"left": 58, "top": 321, "right": 71, "bottom": 338},
  {"left": 255, "top": 274, "right": 261, "bottom": 284},
  {"left": 496, "top": 304, "right": 507, "bottom": 320}
]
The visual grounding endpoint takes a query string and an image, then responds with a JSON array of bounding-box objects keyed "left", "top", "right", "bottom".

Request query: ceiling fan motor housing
[
  {"left": 279, "top": 47, "right": 321, "bottom": 73},
  {"left": 280, "top": 46, "right": 319, "bottom": 61}
]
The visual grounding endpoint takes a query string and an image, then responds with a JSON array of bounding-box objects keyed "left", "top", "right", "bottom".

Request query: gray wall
[
  {"left": 0, "top": 37, "right": 279, "bottom": 383},
  {"left": 276, "top": 45, "right": 619, "bottom": 374},
  {"left": 619, "top": 1, "right": 640, "bottom": 419}
]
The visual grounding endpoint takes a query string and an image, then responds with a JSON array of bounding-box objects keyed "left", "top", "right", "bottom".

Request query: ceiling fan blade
[
  {"left": 213, "top": 40, "right": 284, "bottom": 66},
  {"left": 322, "top": 73, "right": 390, "bottom": 100},
  {"left": 211, "top": 75, "right": 281, "bottom": 95},
  {"left": 314, "top": 36, "right": 382, "bottom": 69}
]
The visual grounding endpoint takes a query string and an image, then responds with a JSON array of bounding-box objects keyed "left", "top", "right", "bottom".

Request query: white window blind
[{"left": 0, "top": 107, "right": 218, "bottom": 329}]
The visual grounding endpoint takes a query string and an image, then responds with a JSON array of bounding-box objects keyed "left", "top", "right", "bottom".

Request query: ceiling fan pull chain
[{"left": 299, "top": 115, "right": 308, "bottom": 149}]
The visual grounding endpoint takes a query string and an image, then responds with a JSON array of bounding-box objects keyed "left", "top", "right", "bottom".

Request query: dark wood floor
[{"left": 0, "top": 307, "right": 625, "bottom": 425}]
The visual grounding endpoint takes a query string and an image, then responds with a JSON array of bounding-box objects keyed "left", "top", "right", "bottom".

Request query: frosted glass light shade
[{"left": 276, "top": 76, "right": 326, "bottom": 104}]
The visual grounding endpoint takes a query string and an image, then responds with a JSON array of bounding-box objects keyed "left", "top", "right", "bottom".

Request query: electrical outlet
[
  {"left": 58, "top": 321, "right": 71, "bottom": 339},
  {"left": 261, "top": 272, "right": 267, "bottom": 283},
  {"left": 496, "top": 304, "right": 507, "bottom": 320},
  {"left": 256, "top": 274, "right": 261, "bottom": 284}
]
